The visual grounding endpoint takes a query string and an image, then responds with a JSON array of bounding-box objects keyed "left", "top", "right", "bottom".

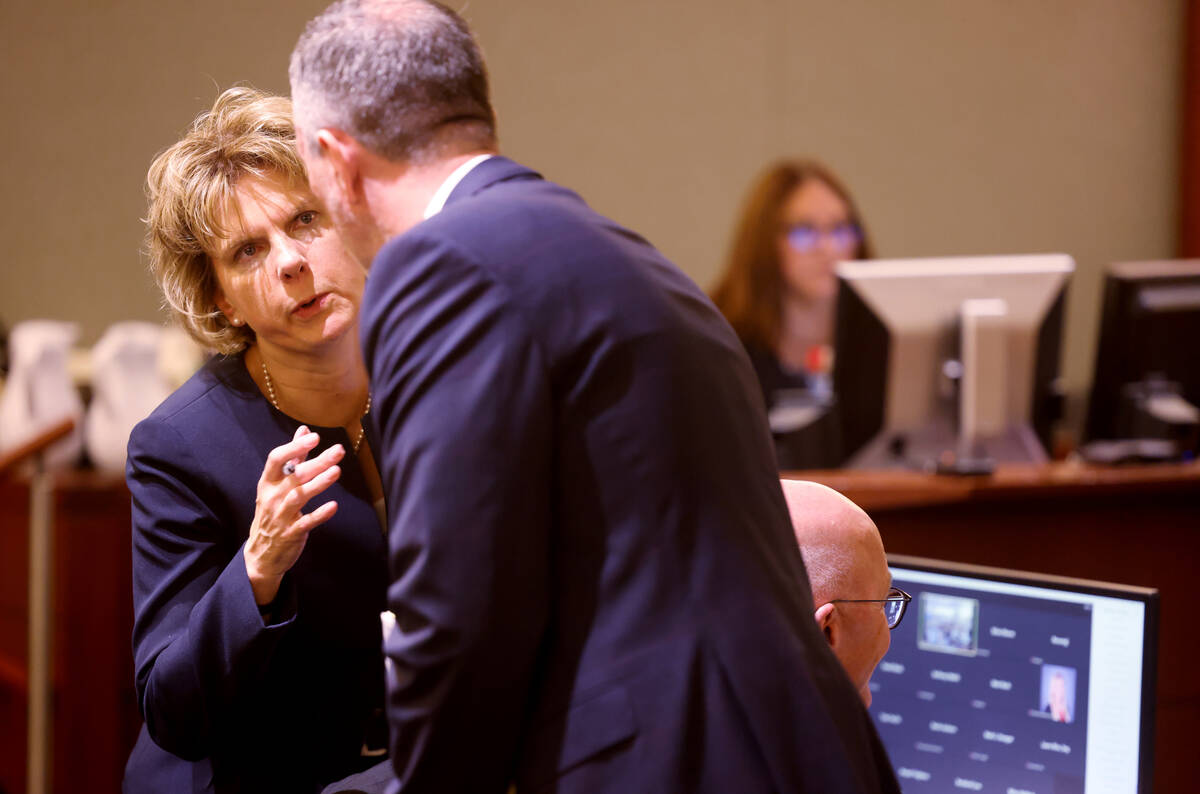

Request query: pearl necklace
[{"left": 261, "top": 360, "right": 372, "bottom": 453}]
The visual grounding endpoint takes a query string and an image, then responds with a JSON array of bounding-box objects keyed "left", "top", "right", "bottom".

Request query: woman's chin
[
  {"left": 793, "top": 282, "right": 838, "bottom": 304},
  {"left": 282, "top": 312, "right": 357, "bottom": 351}
]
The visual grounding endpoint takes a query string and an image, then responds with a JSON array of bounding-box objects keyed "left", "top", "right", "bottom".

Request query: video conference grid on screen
[{"left": 870, "top": 564, "right": 1148, "bottom": 794}]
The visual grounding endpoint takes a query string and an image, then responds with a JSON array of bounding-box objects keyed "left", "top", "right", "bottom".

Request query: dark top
[
  {"left": 744, "top": 343, "right": 814, "bottom": 403},
  {"left": 361, "top": 157, "right": 899, "bottom": 793},
  {"left": 124, "top": 353, "right": 388, "bottom": 793},
  {"left": 744, "top": 343, "right": 844, "bottom": 470}
]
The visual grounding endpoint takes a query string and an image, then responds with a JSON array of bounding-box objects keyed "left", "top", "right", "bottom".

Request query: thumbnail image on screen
[
  {"left": 870, "top": 556, "right": 1155, "bottom": 794},
  {"left": 1038, "top": 665, "right": 1076, "bottom": 725},
  {"left": 917, "top": 592, "right": 980, "bottom": 656}
]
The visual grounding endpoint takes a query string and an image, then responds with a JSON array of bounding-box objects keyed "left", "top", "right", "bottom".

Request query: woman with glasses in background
[{"left": 711, "top": 159, "right": 874, "bottom": 469}]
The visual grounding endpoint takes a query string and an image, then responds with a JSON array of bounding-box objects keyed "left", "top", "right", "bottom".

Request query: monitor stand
[{"left": 844, "top": 416, "right": 1048, "bottom": 472}]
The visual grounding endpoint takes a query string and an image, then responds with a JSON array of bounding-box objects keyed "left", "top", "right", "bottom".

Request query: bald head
[
  {"left": 781, "top": 479, "right": 893, "bottom": 706},
  {"left": 780, "top": 479, "right": 885, "bottom": 605}
]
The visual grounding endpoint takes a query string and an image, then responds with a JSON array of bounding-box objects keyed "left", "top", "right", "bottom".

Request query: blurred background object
[
  {"left": 0, "top": 321, "right": 84, "bottom": 471},
  {"left": 833, "top": 254, "right": 1073, "bottom": 472},
  {"left": 157, "top": 325, "right": 208, "bottom": 392},
  {"left": 1082, "top": 260, "right": 1200, "bottom": 461},
  {"left": 84, "top": 322, "right": 175, "bottom": 472},
  {"left": 0, "top": 319, "right": 10, "bottom": 380}
]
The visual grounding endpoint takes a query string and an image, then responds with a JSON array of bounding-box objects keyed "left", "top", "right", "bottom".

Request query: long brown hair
[{"left": 710, "top": 159, "right": 873, "bottom": 353}]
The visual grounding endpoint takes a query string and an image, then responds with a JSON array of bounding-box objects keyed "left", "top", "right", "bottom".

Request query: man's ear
[
  {"left": 314, "top": 127, "right": 368, "bottom": 207},
  {"left": 814, "top": 602, "right": 837, "bottom": 647}
]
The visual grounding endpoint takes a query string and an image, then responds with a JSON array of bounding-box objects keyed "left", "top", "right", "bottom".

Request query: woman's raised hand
[{"left": 244, "top": 425, "right": 344, "bottom": 607}]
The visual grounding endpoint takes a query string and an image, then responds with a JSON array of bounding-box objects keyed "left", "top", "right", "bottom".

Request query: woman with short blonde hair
[
  {"left": 126, "top": 87, "right": 387, "bottom": 793},
  {"left": 145, "top": 87, "right": 306, "bottom": 355}
]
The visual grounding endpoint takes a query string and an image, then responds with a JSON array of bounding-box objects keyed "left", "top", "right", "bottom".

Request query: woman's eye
[
  {"left": 294, "top": 211, "right": 321, "bottom": 240},
  {"left": 237, "top": 243, "right": 258, "bottom": 260}
]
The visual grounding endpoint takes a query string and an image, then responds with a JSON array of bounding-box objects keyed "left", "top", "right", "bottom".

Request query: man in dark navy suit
[{"left": 291, "top": 2, "right": 900, "bottom": 792}]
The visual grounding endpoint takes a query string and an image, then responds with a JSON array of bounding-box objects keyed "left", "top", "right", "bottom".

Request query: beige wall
[{"left": 0, "top": 0, "right": 1182, "bottom": 433}]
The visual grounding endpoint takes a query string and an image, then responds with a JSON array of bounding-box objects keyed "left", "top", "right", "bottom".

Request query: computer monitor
[
  {"left": 1084, "top": 260, "right": 1200, "bottom": 449},
  {"left": 873, "top": 555, "right": 1158, "bottom": 794},
  {"left": 833, "top": 254, "right": 1073, "bottom": 471}
]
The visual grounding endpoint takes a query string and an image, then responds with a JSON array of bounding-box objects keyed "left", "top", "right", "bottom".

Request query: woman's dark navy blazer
[{"left": 123, "top": 353, "right": 387, "bottom": 793}]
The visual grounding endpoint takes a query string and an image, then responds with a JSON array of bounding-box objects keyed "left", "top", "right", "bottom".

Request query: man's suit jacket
[{"left": 361, "top": 157, "right": 900, "bottom": 793}]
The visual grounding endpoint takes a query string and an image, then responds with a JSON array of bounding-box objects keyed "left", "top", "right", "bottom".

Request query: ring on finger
[{"left": 282, "top": 460, "right": 297, "bottom": 476}]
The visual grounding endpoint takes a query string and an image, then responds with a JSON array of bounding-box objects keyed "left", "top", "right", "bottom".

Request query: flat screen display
[
  {"left": 871, "top": 555, "right": 1157, "bottom": 794},
  {"left": 833, "top": 254, "right": 1072, "bottom": 469}
]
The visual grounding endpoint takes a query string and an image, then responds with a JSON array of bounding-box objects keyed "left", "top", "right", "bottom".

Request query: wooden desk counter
[
  {"left": 788, "top": 461, "right": 1200, "bottom": 793},
  {"left": 790, "top": 459, "right": 1200, "bottom": 511}
]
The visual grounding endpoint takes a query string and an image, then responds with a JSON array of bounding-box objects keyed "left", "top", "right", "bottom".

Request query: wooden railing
[
  {"left": 0, "top": 418, "right": 77, "bottom": 479},
  {"left": 0, "top": 416, "right": 76, "bottom": 794}
]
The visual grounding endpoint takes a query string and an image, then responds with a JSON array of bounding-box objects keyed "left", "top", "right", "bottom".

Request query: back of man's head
[
  {"left": 781, "top": 480, "right": 885, "bottom": 605},
  {"left": 781, "top": 479, "right": 892, "bottom": 705},
  {"left": 290, "top": 0, "right": 496, "bottom": 164}
]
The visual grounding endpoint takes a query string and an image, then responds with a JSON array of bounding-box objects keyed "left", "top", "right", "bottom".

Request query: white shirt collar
[{"left": 423, "top": 154, "right": 494, "bottom": 219}]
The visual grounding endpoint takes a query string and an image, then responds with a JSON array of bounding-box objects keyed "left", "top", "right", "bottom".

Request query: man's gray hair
[{"left": 290, "top": 0, "right": 496, "bottom": 163}]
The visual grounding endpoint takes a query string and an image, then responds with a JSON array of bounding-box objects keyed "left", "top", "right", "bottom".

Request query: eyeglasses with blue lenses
[{"left": 785, "top": 223, "right": 862, "bottom": 253}]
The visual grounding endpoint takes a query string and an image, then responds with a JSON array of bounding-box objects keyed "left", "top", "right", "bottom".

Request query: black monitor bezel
[
  {"left": 1084, "top": 259, "right": 1200, "bottom": 443},
  {"left": 885, "top": 553, "right": 1159, "bottom": 794}
]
